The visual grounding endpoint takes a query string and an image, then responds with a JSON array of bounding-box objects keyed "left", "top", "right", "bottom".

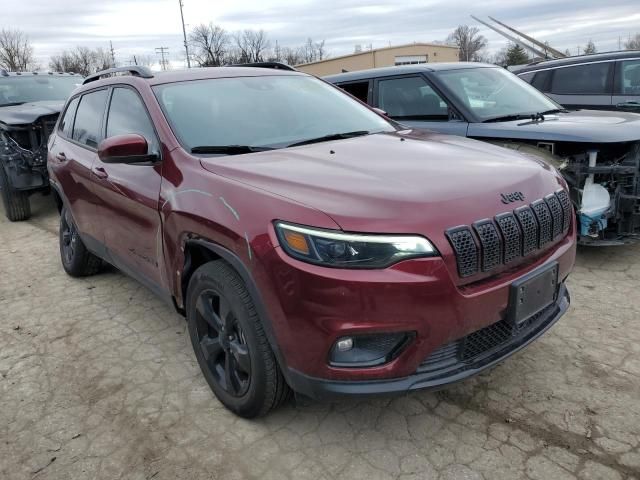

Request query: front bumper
[
  {"left": 257, "top": 224, "right": 575, "bottom": 387},
  {"left": 287, "top": 284, "right": 569, "bottom": 400}
]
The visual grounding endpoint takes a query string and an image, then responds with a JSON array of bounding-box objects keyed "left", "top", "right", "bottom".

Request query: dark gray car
[
  {"left": 512, "top": 51, "right": 640, "bottom": 112},
  {"left": 0, "top": 71, "right": 81, "bottom": 221},
  {"left": 326, "top": 63, "right": 640, "bottom": 245}
]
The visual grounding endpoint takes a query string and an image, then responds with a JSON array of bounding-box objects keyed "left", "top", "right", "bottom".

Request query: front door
[
  {"left": 91, "top": 86, "right": 164, "bottom": 289},
  {"left": 373, "top": 75, "right": 469, "bottom": 136},
  {"left": 612, "top": 59, "right": 640, "bottom": 112}
]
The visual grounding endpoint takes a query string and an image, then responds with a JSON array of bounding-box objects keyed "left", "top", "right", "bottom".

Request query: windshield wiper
[
  {"left": 483, "top": 108, "right": 569, "bottom": 123},
  {"left": 190, "top": 145, "right": 276, "bottom": 155},
  {"left": 482, "top": 114, "right": 535, "bottom": 123},
  {"left": 287, "top": 130, "right": 371, "bottom": 147},
  {"left": 539, "top": 108, "right": 569, "bottom": 115},
  {"left": 0, "top": 102, "right": 26, "bottom": 107}
]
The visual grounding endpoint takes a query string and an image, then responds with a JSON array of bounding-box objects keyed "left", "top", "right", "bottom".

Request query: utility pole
[
  {"left": 110, "top": 41, "right": 116, "bottom": 67},
  {"left": 155, "top": 47, "right": 169, "bottom": 70},
  {"left": 179, "top": 0, "right": 191, "bottom": 68}
]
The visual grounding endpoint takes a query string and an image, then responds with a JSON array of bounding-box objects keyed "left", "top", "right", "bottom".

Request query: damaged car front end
[
  {"left": 0, "top": 71, "right": 81, "bottom": 221},
  {"left": 475, "top": 113, "right": 640, "bottom": 246}
]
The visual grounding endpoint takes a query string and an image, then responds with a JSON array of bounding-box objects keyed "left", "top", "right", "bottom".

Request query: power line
[
  {"left": 178, "top": 0, "right": 191, "bottom": 68},
  {"left": 155, "top": 47, "right": 170, "bottom": 70}
]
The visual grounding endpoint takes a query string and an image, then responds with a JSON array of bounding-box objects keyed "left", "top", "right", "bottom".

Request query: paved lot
[{"left": 1, "top": 195, "right": 639, "bottom": 480}]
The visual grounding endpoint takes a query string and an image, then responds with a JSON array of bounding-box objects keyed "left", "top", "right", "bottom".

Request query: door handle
[
  {"left": 93, "top": 167, "right": 109, "bottom": 179},
  {"left": 55, "top": 152, "right": 67, "bottom": 162}
]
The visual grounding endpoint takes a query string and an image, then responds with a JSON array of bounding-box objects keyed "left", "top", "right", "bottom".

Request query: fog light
[
  {"left": 329, "top": 332, "right": 413, "bottom": 368},
  {"left": 336, "top": 337, "right": 354, "bottom": 352}
]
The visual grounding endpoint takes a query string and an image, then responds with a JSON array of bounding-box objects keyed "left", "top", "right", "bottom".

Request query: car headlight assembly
[{"left": 275, "top": 221, "right": 438, "bottom": 268}]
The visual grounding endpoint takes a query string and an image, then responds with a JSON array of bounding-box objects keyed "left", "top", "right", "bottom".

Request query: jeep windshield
[
  {"left": 432, "top": 67, "right": 561, "bottom": 122},
  {"left": 0, "top": 76, "right": 81, "bottom": 107},
  {"left": 153, "top": 75, "right": 395, "bottom": 154}
]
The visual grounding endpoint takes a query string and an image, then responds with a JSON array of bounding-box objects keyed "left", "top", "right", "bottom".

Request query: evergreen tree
[{"left": 505, "top": 44, "right": 529, "bottom": 66}]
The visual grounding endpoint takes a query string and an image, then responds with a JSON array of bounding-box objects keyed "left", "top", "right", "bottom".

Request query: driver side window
[
  {"left": 377, "top": 76, "right": 450, "bottom": 120},
  {"left": 106, "top": 87, "right": 159, "bottom": 154}
]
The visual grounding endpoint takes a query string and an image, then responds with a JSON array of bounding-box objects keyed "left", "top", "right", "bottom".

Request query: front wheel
[
  {"left": 186, "top": 260, "right": 291, "bottom": 418},
  {"left": 0, "top": 165, "right": 31, "bottom": 222}
]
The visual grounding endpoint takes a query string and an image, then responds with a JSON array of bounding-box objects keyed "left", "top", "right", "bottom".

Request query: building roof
[
  {"left": 324, "top": 62, "right": 497, "bottom": 82},
  {"left": 295, "top": 42, "right": 459, "bottom": 67},
  {"left": 513, "top": 50, "right": 640, "bottom": 73}
]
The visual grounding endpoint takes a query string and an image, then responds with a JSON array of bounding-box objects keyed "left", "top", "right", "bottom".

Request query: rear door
[
  {"left": 545, "top": 61, "right": 614, "bottom": 109},
  {"left": 372, "top": 74, "right": 468, "bottom": 135},
  {"left": 91, "top": 86, "right": 164, "bottom": 289},
  {"left": 48, "top": 89, "right": 109, "bottom": 249},
  {"left": 612, "top": 58, "right": 640, "bottom": 112}
]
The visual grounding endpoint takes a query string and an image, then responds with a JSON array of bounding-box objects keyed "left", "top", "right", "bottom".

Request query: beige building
[{"left": 296, "top": 43, "right": 459, "bottom": 76}]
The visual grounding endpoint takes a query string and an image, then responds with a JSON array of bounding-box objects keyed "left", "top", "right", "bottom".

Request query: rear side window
[
  {"left": 339, "top": 81, "right": 370, "bottom": 103},
  {"left": 377, "top": 76, "right": 449, "bottom": 120},
  {"left": 550, "top": 62, "right": 612, "bottom": 95},
  {"left": 59, "top": 96, "right": 79, "bottom": 138},
  {"left": 72, "top": 89, "right": 108, "bottom": 148},
  {"left": 618, "top": 59, "right": 640, "bottom": 95},
  {"left": 106, "top": 88, "right": 159, "bottom": 154}
]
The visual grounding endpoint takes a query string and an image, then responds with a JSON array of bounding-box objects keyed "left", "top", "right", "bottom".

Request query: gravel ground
[{"left": 1, "top": 195, "right": 639, "bottom": 480}]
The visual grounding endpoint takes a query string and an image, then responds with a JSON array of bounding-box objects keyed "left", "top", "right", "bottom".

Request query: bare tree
[
  {"left": 299, "top": 38, "right": 329, "bottom": 63},
  {"left": 235, "top": 29, "right": 270, "bottom": 63},
  {"left": 94, "top": 47, "right": 114, "bottom": 71},
  {"left": 583, "top": 40, "right": 597, "bottom": 55},
  {"left": 625, "top": 33, "right": 640, "bottom": 50},
  {"left": 302, "top": 38, "right": 315, "bottom": 63},
  {"left": 0, "top": 29, "right": 35, "bottom": 71},
  {"left": 49, "top": 46, "right": 114, "bottom": 76},
  {"left": 280, "top": 46, "right": 304, "bottom": 66},
  {"left": 447, "top": 25, "right": 488, "bottom": 62},
  {"left": 315, "top": 39, "right": 327, "bottom": 60},
  {"left": 189, "top": 23, "right": 229, "bottom": 67}
]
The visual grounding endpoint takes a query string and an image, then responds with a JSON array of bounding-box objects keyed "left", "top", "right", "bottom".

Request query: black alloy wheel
[
  {"left": 186, "top": 260, "right": 291, "bottom": 417},
  {"left": 194, "top": 289, "right": 251, "bottom": 397}
]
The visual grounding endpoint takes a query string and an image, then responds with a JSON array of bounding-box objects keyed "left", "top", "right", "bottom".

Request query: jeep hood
[
  {"left": 468, "top": 109, "right": 640, "bottom": 143},
  {"left": 0, "top": 101, "right": 64, "bottom": 126},
  {"left": 200, "top": 131, "right": 565, "bottom": 235}
]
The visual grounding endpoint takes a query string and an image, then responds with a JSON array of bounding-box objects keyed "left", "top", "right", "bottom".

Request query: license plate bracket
[{"left": 508, "top": 262, "right": 559, "bottom": 326}]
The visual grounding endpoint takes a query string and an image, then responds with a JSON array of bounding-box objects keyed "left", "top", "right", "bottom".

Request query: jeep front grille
[{"left": 446, "top": 190, "right": 571, "bottom": 278}]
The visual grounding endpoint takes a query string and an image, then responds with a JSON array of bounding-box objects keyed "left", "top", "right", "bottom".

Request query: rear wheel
[
  {"left": 186, "top": 260, "right": 290, "bottom": 418},
  {"left": 0, "top": 165, "right": 31, "bottom": 222},
  {"left": 59, "top": 206, "right": 102, "bottom": 277}
]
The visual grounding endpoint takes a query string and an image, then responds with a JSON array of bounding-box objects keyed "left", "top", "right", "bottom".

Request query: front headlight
[{"left": 274, "top": 221, "right": 438, "bottom": 269}]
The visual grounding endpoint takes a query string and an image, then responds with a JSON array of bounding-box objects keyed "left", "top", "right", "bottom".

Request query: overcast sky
[{"left": 5, "top": 0, "right": 640, "bottom": 68}]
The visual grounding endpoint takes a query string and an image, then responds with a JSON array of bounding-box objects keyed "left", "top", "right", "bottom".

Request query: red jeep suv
[{"left": 47, "top": 65, "right": 576, "bottom": 417}]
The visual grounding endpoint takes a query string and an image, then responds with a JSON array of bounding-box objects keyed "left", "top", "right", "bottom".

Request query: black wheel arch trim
[{"left": 183, "top": 238, "right": 292, "bottom": 385}]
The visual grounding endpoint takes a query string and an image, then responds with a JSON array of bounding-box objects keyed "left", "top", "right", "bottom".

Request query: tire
[
  {"left": 186, "top": 260, "right": 291, "bottom": 418},
  {"left": 0, "top": 165, "right": 31, "bottom": 222},
  {"left": 59, "top": 206, "right": 102, "bottom": 277}
]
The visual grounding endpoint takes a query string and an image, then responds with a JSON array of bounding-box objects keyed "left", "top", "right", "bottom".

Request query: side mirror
[
  {"left": 97, "top": 134, "right": 157, "bottom": 164},
  {"left": 372, "top": 107, "right": 388, "bottom": 117}
]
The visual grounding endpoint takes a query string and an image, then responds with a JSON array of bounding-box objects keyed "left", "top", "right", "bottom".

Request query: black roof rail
[
  {"left": 229, "top": 62, "right": 297, "bottom": 71},
  {"left": 83, "top": 66, "right": 154, "bottom": 85}
]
